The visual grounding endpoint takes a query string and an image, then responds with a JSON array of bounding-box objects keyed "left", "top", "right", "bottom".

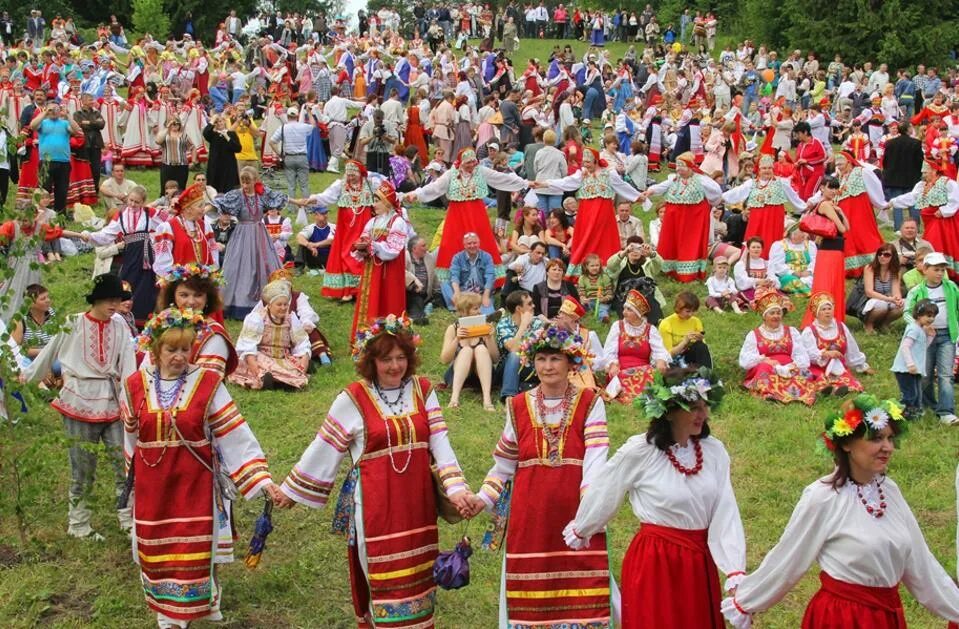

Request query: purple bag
[{"left": 433, "top": 536, "right": 473, "bottom": 590}]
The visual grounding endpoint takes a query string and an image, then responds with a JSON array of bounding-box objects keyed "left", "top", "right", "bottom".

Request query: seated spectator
[
  {"left": 297, "top": 205, "right": 335, "bottom": 274},
  {"left": 553, "top": 295, "right": 607, "bottom": 390},
  {"left": 405, "top": 236, "right": 439, "bottom": 325},
  {"left": 98, "top": 164, "right": 138, "bottom": 215},
  {"left": 442, "top": 232, "right": 497, "bottom": 315},
  {"left": 658, "top": 291, "right": 712, "bottom": 368},
  {"left": 903, "top": 245, "right": 933, "bottom": 292},
  {"left": 708, "top": 205, "right": 741, "bottom": 265},
  {"left": 705, "top": 256, "right": 747, "bottom": 314},
  {"left": 264, "top": 206, "right": 293, "bottom": 265},
  {"left": 212, "top": 214, "right": 236, "bottom": 266},
  {"left": 531, "top": 258, "right": 580, "bottom": 319},
  {"left": 264, "top": 269, "right": 332, "bottom": 366},
  {"left": 440, "top": 292, "right": 499, "bottom": 411},
  {"left": 508, "top": 206, "right": 544, "bottom": 260},
  {"left": 562, "top": 196, "right": 579, "bottom": 226},
  {"left": 541, "top": 209, "right": 573, "bottom": 260},
  {"left": 615, "top": 201, "right": 644, "bottom": 248},
  {"left": 495, "top": 289, "right": 541, "bottom": 401},
  {"left": 859, "top": 243, "right": 904, "bottom": 334},
  {"left": 10, "top": 284, "right": 58, "bottom": 378},
  {"left": 508, "top": 241, "right": 548, "bottom": 292},
  {"left": 768, "top": 225, "right": 817, "bottom": 294},
  {"left": 390, "top": 144, "right": 421, "bottom": 192},
  {"left": 647, "top": 203, "right": 665, "bottom": 247},
  {"left": 603, "top": 289, "right": 669, "bottom": 404},
  {"left": 228, "top": 280, "right": 311, "bottom": 390},
  {"left": 149, "top": 180, "right": 181, "bottom": 216},
  {"left": 734, "top": 236, "right": 777, "bottom": 301},
  {"left": 577, "top": 253, "right": 613, "bottom": 324},
  {"left": 891, "top": 218, "right": 932, "bottom": 271},
  {"left": 606, "top": 236, "right": 666, "bottom": 320},
  {"left": 802, "top": 291, "right": 873, "bottom": 397}
]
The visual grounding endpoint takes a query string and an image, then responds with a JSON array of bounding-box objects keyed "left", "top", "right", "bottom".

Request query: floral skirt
[
  {"left": 228, "top": 353, "right": 308, "bottom": 389},
  {"left": 614, "top": 365, "right": 656, "bottom": 404},
  {"left": 743, "top": 363, "right": 818, "bottom": 405},
  {"left": 808, "top": 365, "right": 863, "bottom": 394}
]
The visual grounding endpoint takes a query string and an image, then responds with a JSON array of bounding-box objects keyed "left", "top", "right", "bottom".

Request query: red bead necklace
[
  {"left": 855, "top": 477, "right": 887, "bottom": 519},
  {"left": 666, "top": 438, "right": 703, "bottom": 476}
]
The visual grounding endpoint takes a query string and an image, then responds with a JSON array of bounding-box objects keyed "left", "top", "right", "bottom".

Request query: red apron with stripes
[
  {"left": 505, "top": 388, "right": 611, "bottom": 628},
  {"left": 128, "top": 369, "right": 220, "bottom": 622},
  {"left": 346, "top": 378, "right": 438, "bottom": 628}
]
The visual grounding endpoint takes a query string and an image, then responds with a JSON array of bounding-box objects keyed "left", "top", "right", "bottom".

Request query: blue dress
[{"left": 307, "top": 125, "right": 328, "bottom": 171}]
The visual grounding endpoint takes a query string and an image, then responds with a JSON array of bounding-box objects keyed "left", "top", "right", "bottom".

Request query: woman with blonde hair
[{"left": 440, "top": 292, "right": 500, "bottom": 410}]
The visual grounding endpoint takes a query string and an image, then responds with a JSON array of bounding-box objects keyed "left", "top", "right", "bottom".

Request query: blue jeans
[
  {"left": 884, "top": 186, "right": 919, "bottom": 230},
  {"left": 440, "top": 284, "right": 495, "bottom": 315},
  {"left": 894, "top": 371, "right": 923, "bottom": 415},
  {"left": 500, "top": 351, "right": 522, "bottom": 398},
  {"left": 584, "top": 298, "right": 610, "bottom": 320},
  {"left": 536, "top": 193, "right": 563, "bottom": 213},
  {"left": 742, "top": 93, "right": 759, "bottom": 121},
  {"left": 584, "top": 88, "right": 602, "bottom": 120},
  {"left": 923, "top": 329, "right": 956, "bottom": 416}
]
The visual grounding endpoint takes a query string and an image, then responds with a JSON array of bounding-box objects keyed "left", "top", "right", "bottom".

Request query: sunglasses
[{"left": 878, "top": 251, "right": 893, "bottom": 258}]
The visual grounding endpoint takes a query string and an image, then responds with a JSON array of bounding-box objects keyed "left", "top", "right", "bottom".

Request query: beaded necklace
[
  {"left": 373, "top": 379, "right": 414, "bottom": 474},
  {"left": 534, "top": 384, "right": 575, "bottom": 466},
  {"left": 665, "top": 438, "right": 704, "bottom": 476},
  {"left": 854, "top": 475, "right": 887, "bottom": 519},
  {"left": 140, "top": 370, "right": 187, "bottom": 468}
]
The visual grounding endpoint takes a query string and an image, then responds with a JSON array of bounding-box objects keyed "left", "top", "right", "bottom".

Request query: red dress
[
  {"left": 837, "top": 167, "right": 884, "bottom": 278},
  {"left": 743, "top": 327, "right": 818, "bottom": 405},
  {"left": 321, "top": 181, "right": 374, "bottom": 299},
  {"left": 802, "top": 232, "right": 847, "bottom": 328},
  {"left": 16, "top": 110, "right": 43, "bottom": 202},
  {"left": 805, "top": 323, "right": 864, "bottom": 393},
  {"left": 344, "top": 378, "right": 440, "bottom": 628},
  {"left": 913, "top": 177, "right": 959, "bottom": 281},
  {"left": 350, "top": 214, "right": 408, "bottom": 339},
  {"left": 615, "top": 321, "right": 657, "bottom": 404},
  {"left": 802, "top": 572, "right": 906, "bottom": 629},
  {"left": 657, "top": 175, "right": 713, "bottom": 282},
  {"left": 792, "top": 138, "right": 826, "bottom": 201},
  {"left": 505, "top": 389, "right": 611, "bottom": 626},
  {"left": 566, "top": 170, "right": 624, "bottom": 279},
  {"left": 404, "top": 108, "right": 429, "bottom": 167},
  {"left": 741, "top": 179, "right": 790, "bottom": 258}
]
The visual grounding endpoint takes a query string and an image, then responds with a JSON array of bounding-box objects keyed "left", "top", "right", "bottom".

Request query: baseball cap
[
  {"left": 924, "top": 252, "right": 947, "bottom": 266},
  {"left": 311, "top": 205, "right": 329, "bottom": 214},
  {"left": 287, "top": 106, "right": 299, "bottom": 116}
]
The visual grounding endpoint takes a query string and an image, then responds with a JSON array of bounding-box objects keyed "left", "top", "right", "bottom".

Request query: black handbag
[{"left": 845, "top": 278, "right": 868, "bottom": 318}]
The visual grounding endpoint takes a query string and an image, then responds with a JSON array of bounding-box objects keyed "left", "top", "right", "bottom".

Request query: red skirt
[
  {"left": 567, "top": 196, "right": 621, "bottom": 279},
  {"left": 801, "top": 572, "right": 906, "bottom": 629},
  {"left": 658, "top": 199, "right": 711, "bottom": 282},
  {"left": 801, "top": 249, "right": 846, "bottom": 328},
  {"left": 16, "top": 148, "right": 40, "bottom": 201},
  {"left": 350, "top": 255, "right": 407, "bottom": 340},
  {"left": 621, "top": 523, "right": 723, "bottom": 629},
  {"left": 923, "top": 210, "right": 959, "bottom": 281},
  {"left": 743, "top": 204, "right": 785, "bottom": 258},
  {"left": 321, "top": 205, "right": 373, "bottom": 299},
  {"left": 435, "top": 198, "right": 504, "bottom": 286},
  {"left": 839, "top": 193, "right": 883, "bottom": 278},
  {"left": 67, "top": 157, "right": 98, "bottom": 206}
]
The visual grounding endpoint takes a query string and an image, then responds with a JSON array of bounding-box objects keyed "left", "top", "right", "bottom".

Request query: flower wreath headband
[
  {"left": 351, "top": 314, "right": 422, "bottom": 361},
  {"left": 638, "top": 367, "right": 725, "bottom": 421},
  {"left": 517, "top": 325, "right": 591, "bottom": 373},
  {"left": 159, "top": 263, "right": 225, "bottom": 288},
  {"left": 819, "top": 394, "right": 906, "bottom": 454},
  {"left": 137, "top": 307, "right": 209, "bottom": 352}
]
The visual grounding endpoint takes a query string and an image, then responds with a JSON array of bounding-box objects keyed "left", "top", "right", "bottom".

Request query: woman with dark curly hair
[
  {"left": 276, "top": 315, "right": 474, "bottom": 628},
  {"left": 723, "top": 394, "right": 959, "bottom": 628},
  {"left": 564, "top": 366, "right": 745, "bottom": 628}
]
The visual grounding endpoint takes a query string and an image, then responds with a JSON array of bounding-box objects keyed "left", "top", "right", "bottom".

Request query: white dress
[{"left": 722, "top": 475, "right": 959, "bottom": 628}]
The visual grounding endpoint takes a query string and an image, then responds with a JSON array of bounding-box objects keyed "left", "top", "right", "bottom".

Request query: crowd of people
[{"left": 2, "top": 2, "right": 959, "bottom": 628}]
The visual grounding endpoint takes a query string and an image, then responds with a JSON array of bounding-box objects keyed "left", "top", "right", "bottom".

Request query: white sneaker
[{"left": 939, "top": 414, "right": 959, "bottom": 426}]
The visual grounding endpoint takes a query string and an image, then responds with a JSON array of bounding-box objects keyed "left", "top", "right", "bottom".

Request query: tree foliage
[{"left": 132, "top": 0, "right": 171, "bottom": 41}]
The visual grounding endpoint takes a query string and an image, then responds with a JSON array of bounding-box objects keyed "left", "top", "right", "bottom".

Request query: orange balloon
[{"left": 761, "top": 69, "right": 775, "bottom": 83}]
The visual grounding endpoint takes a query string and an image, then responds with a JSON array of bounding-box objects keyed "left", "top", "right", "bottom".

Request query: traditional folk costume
[
  {"left": 540, "top": 148, "right": 641, "bottom": 279},
  {"left": 769, "top": 232, "right": 817, "bottom": 295},
  {"left": 15, "top": 107, "right": 43, "bottom": 202},
  {"left": 181, "top": 94, "right": 209, "bottom": 164},
  {"left": 282, "top": 324, "right": 467, "bottom": 628},
  {"left": 152, "top": 184, "right": 219, "bottom": 279},
  {"left": 801, "top": 293, "right": 869, "bottom": 395},
  {"left": 723, "top": 171, "right": 807, "bottom": 258},
  {"left": 479, "top": 326, "right": 613, "bottom": 628},
  {"left": 85, "top": 206, "right": 162, "bottom": 325},
  {"left": 0, "top": 218, "right": 65, "bottom": 323},
  {"left": 603, "top": 291, "right": 669, "bottom": 404},
  {"left": 212, "top": 185, "right": 287, "bottom": 319},
  {"left": 642, "top": 97, "right": 665, "bottom": 172},
  {"left": 890, "top": 166, "right": 959, "bottom": 279},
  {"left": 738, "top": 290, "right": 817, "bottom": 406},
  {"left": 228, "top": 281, "right": 310, "bottom": 390},
  {"left": 99, "top": 91, "right": 129, "bottom": 156},
  {"left": 263, "top": 269, "right": 333, "bottom": 364},
  {"left": 67, "top": 135, "right": 98, "bottom": 207},
  {"left": 407, "top": 149, "right": 528, "bottom": 286},
  {"left": 123, "top": 312, "right": 272, "bottom": 628},
  {"left": 644, "top": 153, "right": 724, "bottom": 282},
  {"left": 723, "top": 397, "right": 959, "bottom": 629},
  {"left": 263, "top": 212, "right": 293, "bottom": 263},
  {"left": 308, "top": 162, "right": 378, "bottom": 299},
  {"left": 558, "top": 297, "right": 608, "bottom": 391},
  {"left": 22, "top": 276, "right": 137, "bottom": 539},
  {"left": 792, "top": 136, "right": 827, "bottom": 201},
  {"left": 120, "top": 91, "right": 160, "bottom": 167},
  {"left": 351, "top": 181, "right": 411, "bottom": 339},
  {"left": 567, "top": 370, "right": 745, "bottom": 629}
]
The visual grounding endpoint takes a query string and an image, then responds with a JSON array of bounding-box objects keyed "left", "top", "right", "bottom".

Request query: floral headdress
[
  {"left": 351, "top": 314, "right": 422, "bottom": 361},
  {"left": 517, "top": 325, "right": 590, "bottom": 372},
  {"left": 160, "top": 263, "right": 225, "bottom": 287},
  {"left": 137, "top": 307, "right": 208, "bottom": 352},
  {"left": 820, "top": 394, "right": 906, "bottom": 454},
  {"left": 637, "top": 367, "right": 725, "bottom": 420}
]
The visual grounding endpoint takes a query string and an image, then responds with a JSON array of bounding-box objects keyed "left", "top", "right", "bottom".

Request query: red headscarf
[
  {"left": 582, "top": 147, "right": 608, "bottom": 168},
  {"left": 838, "top": 150, "right": 860, "bottom": 168}
]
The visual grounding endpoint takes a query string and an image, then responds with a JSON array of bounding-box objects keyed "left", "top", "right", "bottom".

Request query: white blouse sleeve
[
  {"left": 478, "top": 405, "right": 519, "bottom": 509},
  {"left": 645, "top": 175, "right": 674, "bottom": 197},
  {"left": 409, "top": 168, "right": 453, "bottom": 202},
  {"left": 841, "top": 323, "right": 869, "bottom": 370},
  {"left": 789, "top": 327, "right": 810, "bottom": 368},
  {"left": 602, "top": 323, "right": 622, "bottom": 366},
  {"left": 543, "top": 169, "right": 584, "bottom": 193},
  {"left": 800, "top": 326, "right": 825, "bottom": 366},
  {"left": 722, "top": 179, "right": 753, "bottom": 206},
  {"left": 371, "top": 216, "right": 410, "bottom": 261},
  {"left": 569, "top": 435, "right": 649, "bottom": 540},
  {"left": 767, "top": 242, "right": 787, "bottom": 279},
  {"left": 779, "top": 178, "right": 807, "bottom": 210},
  {"left": 279, "top": 217, "right": 293, "bottom": 244},
  {"left": 889, "top": 182, "right": 922, "bottom": 209},
  {"left": 287, "top": 313, "right": 312, "bottom": 357},
  {"left": 733, "top": 260, "right": 756, "bottom": 290},
  {"left": 943, "top": 180, "right": 959, "bottom": 218},
  {"left": 738, "top": 330, "right": 761, "bottom": 370},
  {"left": 707, "top": 441, "right": 747, "bottom": 585},
  {"left": 295, "top": 293, "right": 320, "bottom": 328},
  {"left": 479, "top": 165, "right": 529, "bottom": 192},
  {"left": 581, "top": 396, "right": 609, "bottom": 491},
  {"left": 862, "top": 167, "right": 888, "bottom": 208},
  {"left": 85, "top": 215, "right": 125, "bottom": 245},
  {"left": 648, "top": 325, "right": 670, "bottom": 363},
  {"left": 308, "top": 178, "right": 343, "bottom": 206},
  {"left": 588, "top": 330, "right": 608, "bottom": 371},
  {"left": 235, "top": 311, "right": 265, "bottom": 357},
  {"left": 208, "top": 382, "right": 272, "bottom": 499},
  {"left": 698, "top": 174, "right": 724, "bottom": 205},
  {"left": 808, "top": 241, "right": 817, "bottom": 273},
  {"left": 280, "top": 391, "right": 363, "bottom": 508},
  {"left": 425, "top": 388, "right": 469, "bottom": 496},
  {"left": 608, "top": 170, "right": 642, "bottom": 202},
  {"left": 151, "top": 220, "right": 174, "bottom": 278}
]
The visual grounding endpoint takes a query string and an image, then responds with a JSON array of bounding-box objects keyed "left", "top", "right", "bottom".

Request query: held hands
[
  {"left": 262, "top": 482, "right": 285, "bottom": 505},
  {"left": 449, "top": 491, "right": 485, "bottom": 519}
]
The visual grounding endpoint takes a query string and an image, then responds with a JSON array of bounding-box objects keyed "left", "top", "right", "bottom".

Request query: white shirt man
[{"left": 508, "top": 242, "right": 548, "bottom": 291}]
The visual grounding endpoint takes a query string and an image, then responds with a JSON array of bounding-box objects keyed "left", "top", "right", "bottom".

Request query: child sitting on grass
[
  {"left": 705, "top": 256, "right": 747, "bottom": 314},
  {"left": 577, "top": 253, "right": 613, "bottom": 324}
]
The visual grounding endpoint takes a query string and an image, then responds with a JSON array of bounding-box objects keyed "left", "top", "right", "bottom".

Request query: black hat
[{"left": 86, "top": 273, "right": 132, "bottom": 304}]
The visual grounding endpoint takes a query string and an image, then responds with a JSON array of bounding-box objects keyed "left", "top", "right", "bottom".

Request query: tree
[{"left": 131, "top": 0, "right": 171, "bottom": 40}]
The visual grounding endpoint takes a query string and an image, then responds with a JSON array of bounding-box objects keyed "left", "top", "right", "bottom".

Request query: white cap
[
  {"left": 924, "top": 252, "right": 947, "bottom": 266},
  {"left": 287, "top": 106, "right": 299, "bottom": 116}
]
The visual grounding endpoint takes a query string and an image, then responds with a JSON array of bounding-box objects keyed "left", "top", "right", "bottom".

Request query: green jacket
[{"left": 904, "top": 279, "right": 959, "bottom": 342}]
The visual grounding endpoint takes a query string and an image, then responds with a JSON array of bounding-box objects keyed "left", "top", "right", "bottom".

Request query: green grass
[{"left": 1, "top": 38, "right": 957, "bottom": 629}]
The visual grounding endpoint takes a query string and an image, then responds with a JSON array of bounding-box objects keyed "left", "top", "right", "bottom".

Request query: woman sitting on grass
[{"left": 440, "top": 292, "right": 500, "bottom": 411}]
